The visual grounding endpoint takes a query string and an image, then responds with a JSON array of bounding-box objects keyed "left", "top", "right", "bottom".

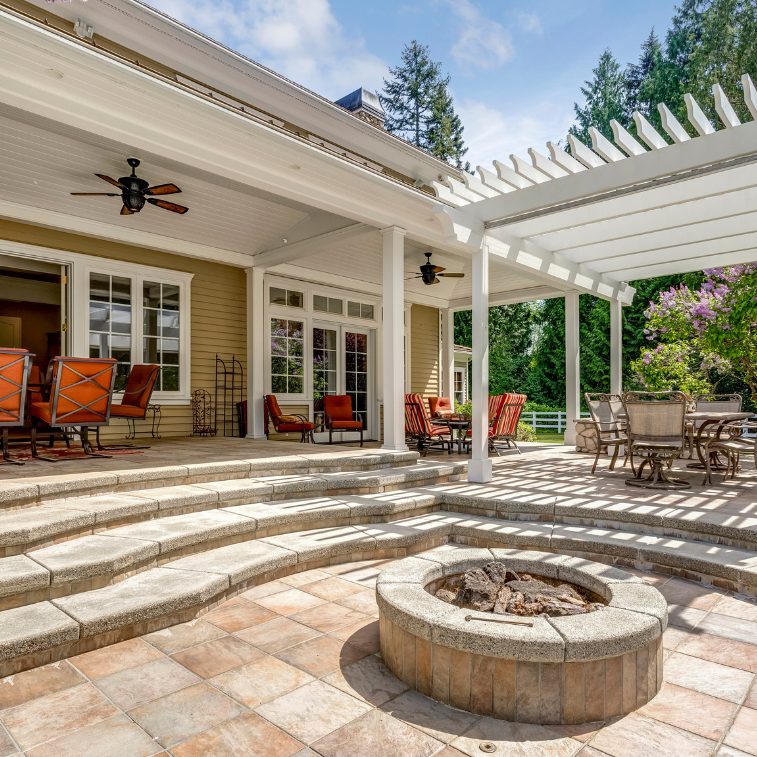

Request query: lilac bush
[{"left": 632, "top": 264, "right": 757, "bottom": 400}]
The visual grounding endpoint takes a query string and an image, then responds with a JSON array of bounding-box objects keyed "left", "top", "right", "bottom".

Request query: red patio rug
[{"left": 6, "top": 446, "right": 144, "bottom": 462}]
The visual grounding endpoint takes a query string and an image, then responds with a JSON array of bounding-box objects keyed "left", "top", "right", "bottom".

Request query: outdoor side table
[{"left": 125, "top": 403, "right": 162, "bottom": 440}]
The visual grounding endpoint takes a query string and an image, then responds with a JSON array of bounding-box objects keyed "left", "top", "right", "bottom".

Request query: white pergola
[
  {"left": 434, "top": 76, "right": 757, "bottom": 482},
  {"left": 1, "top": 2, "right": 756, "bottom": 485}
]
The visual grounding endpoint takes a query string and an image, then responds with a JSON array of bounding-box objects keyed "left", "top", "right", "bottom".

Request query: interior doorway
[
  {"left": 312, "top": 322, "right": 375, "bottom": 442},
  {"left": 0, "top": 253, "right": 68, "bottom": 378}
]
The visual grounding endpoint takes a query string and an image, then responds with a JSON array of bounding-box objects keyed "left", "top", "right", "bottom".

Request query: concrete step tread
[
  {"left": 0, "top": 450, "right": 422, "bottom": 506},
  {"left": 2, "top": 511, "right": 757, "bottom": 667}
]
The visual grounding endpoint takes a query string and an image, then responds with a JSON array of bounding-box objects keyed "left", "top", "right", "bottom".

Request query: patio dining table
[
  {"left": 430, "top": 417, "right": 471, "bottom": 455},
  {"left": 685, "top": 410, "right": 755, "bottom": 470}
]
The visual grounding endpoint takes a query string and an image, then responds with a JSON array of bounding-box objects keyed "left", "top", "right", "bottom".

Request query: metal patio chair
[
  {"left": 0, "top": 348, "right": 33, "bottom": 465},
  {"left": 622, "top": 391, "right": 689, "bottom": 489},
  {"left": 264, "top": 394, "right": 315, "bottom": 443},
  {"left": 585, "top": 392, "right": 629, "bottom": 474},
  {"left": 323, "top": 395, "right": 363, "bottom": 446},
  {"left": 488, "top": 393, "right": 527, "bottom": 455},
  {"left": 405, "top": 393, "right": 452, "bottom": 455},
  {"left": 701, "top": 419, "right": 757, "bottom": 485}
]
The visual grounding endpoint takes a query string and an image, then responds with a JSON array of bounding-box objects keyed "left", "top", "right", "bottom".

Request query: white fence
[{"left": 522, "top": 411, "right": 591, "bottom": 433}]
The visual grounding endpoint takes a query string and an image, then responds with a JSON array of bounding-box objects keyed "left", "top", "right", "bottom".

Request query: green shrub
[
  {"left": 516, "top": 421, "right": 537, "bottom": 442},
  {"left": 523, "top": 401, "right": 562, "bottom": 413}
]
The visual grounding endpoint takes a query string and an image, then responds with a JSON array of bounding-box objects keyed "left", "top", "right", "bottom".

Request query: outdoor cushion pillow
[
  {"left": 437, "top": 410, "right": 455, "bottom": 419},
  {"left": 277, "top": 415, "right": 300, "bottom": 423}
]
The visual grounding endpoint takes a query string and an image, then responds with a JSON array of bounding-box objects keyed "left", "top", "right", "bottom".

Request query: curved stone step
[
  {"left": 2, "top": 510, "right": 757, "bottom": 675},
  {"left": 0, "top": 449, "right": 422, "bottom": 509}
]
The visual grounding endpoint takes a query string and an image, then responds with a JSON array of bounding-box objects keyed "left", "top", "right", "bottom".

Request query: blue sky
[{"left": 144, "top": 0, "right": 680, "bottom": 168}]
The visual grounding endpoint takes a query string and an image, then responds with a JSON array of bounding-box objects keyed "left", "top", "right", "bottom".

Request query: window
[
  {"left": 143, "top": 281, "right": 181, "bottom": 391},
  {"left": 270, "top": 287, "right": 303, "bottom": 308},
  {"left": 313, "top": 294, "right": 343, "bottom": 315},
  {"left": 347, "top": 301, "right": 375, "bottom": 319},
  {"left": 271, "top": 318, "right": 304, "bottom": 393},
  {"left": 89, "top": 273, "right": 132, "bottom": 390},
  {"left": 312, "top": 327, "right": 337, "bottom": 399},
  {"left": 454, "top": 367, "right": 467, "bottom": 406},
  {"left": 345, "top": 331, "right": 368, "bottom": 421}
]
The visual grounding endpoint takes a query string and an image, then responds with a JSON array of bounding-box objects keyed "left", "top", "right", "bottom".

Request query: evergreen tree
[
  {"left": 380, "top": 41, "right": 446, "bottom": 149},
  {"left": 568, "top": 49, "right": 629, "bottom": 145},
  {"left": 426, "top": 83, "right": 470, "bottom": 170},
  {"left": 626, "top": 29, "right": 662, "bottom": 125}
]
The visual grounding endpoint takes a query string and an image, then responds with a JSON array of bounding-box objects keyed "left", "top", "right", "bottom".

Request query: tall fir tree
[
  {"left": 568, "top": 49, "right": 629, "bottom": 145},
  {"left": 626, "top": 29, "right": 662, "bottom": 128},
  {"left": 381, "top": 41, "right": 470, "bottom": 169}
]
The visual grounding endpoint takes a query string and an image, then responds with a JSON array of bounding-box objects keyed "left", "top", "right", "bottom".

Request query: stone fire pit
[{"left": 377, "top": 549, "right": 667, "bottom": 725}]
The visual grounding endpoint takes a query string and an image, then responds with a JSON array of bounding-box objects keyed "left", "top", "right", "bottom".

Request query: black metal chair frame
[
  {"left": 404, "top": 398, "right": 452, "bottom": 456},
  {"left": 0, "top": 350, "right": 33, "bottom": 465}
]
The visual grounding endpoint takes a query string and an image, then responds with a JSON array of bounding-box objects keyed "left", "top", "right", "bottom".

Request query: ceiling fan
[
  {"left": 70, "top": 158, "right": 188, "bottom": 216},
  {"left": 407, "top": 253, "right": 465, "bottom": 285}
]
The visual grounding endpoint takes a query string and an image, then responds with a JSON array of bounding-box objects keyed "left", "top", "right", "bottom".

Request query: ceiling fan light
[{"left": 123, "top": 193, "right": 145, "bottom": 212}]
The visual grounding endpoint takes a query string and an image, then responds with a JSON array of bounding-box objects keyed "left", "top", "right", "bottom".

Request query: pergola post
[
  {"left": 441, "top": 308, "right": 455, "bottom": 402},
  {"left": 381, "top": 226, "right": 409, "bottom": 452},
  {"left": 246, "top": 266, "right": 268, "bottom": 439},
  {"left": 610, "top": 298, "right": 623, "bottom": 396},
  {"left": 469, "top": 244, "right": 492, "bottom": 482},
  {"left": 564, "top": 291, "right": 580, "bottom": 446}
]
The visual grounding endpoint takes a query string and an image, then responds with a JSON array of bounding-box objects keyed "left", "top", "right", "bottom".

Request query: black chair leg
[
  {"left": 80, "top": 427, "right": 111, "bottom": 458},
  {"left": 359, "top": 427, "right": 363, "bottom": 448},
  {"left": 329, "top": 428, "right": 333, "bottom": 445},
  {"left": 1, "top": 428, "right": 23, "bottom": 465}
]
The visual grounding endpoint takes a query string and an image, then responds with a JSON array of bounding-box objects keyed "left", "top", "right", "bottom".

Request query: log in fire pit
[{"left": 377, "top": 548, "right": 667, "bottom": 725}]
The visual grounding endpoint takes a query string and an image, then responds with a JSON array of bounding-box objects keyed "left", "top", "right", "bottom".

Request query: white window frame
[{"left": 0, "top": 241, "right": 193, "bottom": 405}]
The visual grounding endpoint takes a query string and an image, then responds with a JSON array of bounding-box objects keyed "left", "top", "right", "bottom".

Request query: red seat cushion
[
  {"left": 111, "top": 405, "right": 149, "bottom": 418},
  {"left": 31, "top": 402, "right": 53, "bottom": 425},
  {"left": 330, "top": 420, "right": 363, "bottom": 429},
  {"left": 278, "top": 422, "right": 315, "bottom": 432},
  {"left": 323, "top": 396, "right": 355, "bottom": 423}
]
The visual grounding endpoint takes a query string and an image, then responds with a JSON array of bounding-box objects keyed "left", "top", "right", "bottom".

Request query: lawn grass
[{"left": 533, "top": 430, "right": 565, "bottom": 444}]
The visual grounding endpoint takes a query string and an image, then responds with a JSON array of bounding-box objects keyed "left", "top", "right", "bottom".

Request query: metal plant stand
[
  {"left": 191, "top": 389, "right": 216, "bottom": 437},
  {"left": 215, "top": 355, "right": 243, "bottom": 438}
]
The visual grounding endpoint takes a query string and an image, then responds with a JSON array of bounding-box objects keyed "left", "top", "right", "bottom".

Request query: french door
[{"left": 312, "top": 322, "right": 373, "bottom": 442}]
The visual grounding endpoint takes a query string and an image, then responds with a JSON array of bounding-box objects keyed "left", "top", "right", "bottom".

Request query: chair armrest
[{"left": 291, "top": 414, "right": 309, "bottom": 423}]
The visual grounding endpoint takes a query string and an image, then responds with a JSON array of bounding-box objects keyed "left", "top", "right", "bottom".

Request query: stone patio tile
[
  {"left": 254, "top": 680, "right": 371, "bottom": 745},
  {"left": 210, "top": 656, "right": 314, "bottom": 708},
  {"left": 301, "top": 576, "right": 365, "bottom": 601},
  {"left": 253, "top": 589, "right": 328, "bottom": 616},
  {"left": 0, "top": 682, "right": 118, "bottom": 751},
  {"left": 620, "top": 568, "right": 670, "bottom": 586},
  {"left": 0, "top": 725, "right": 15, "bottom": 757},
  {"left": 664, "top": 652, "right": 755, "bottom": 702},
  {"left": 717, "top": 746, "right": 754, "bottom": 757},
  {"left": 289, "top": 601, "right": 372, "bottom": 633},
  {"left": 711, "top": 594, "right": 757, "bottom": 623},
  {"left": 432, "top": 749, "right": 470, "bottom": 757},
  {"left": 327, "top": 563, "right": 384, "bottom": 587},
  {"left": 329, "top": 617, "right": 380, "bottom": 653},
  {"left": 170, "top": 711, "right": 303, "bottom": 757},
  {"left": 234, "top": 617, "right": 321, "bottom": 654},
  {"left": 449, "top": 718, "right": 580, "bottom": 756},
  {"left": 204, "top": 601, "right": 278, "bottom": 633},
  {"left": 71, "top": 638, "right": 164, "bottom": 679},
  {"left": 311, "top": 708, "right": 442, "bottom": 757},
  {"left": 239, "top": 580, "right": 292, "bottom": 600},
  {"left": 380, "top": 690, "right": 481, "bottom": 744},
  {"left": 0, "top": 661, "right": 84, "bottom": 710},
  {"left": 24, "top": 712, "right": 162, "bottom": 757},
  {"left": 575, "top": 748, "right": 612, "bottom": 757},
  {"left": 335, "top": 588, "right": 380, "bottom": 616},
  {"left": 322, "top": 654, "right": 408, "bottom": 706},
  {"left": 723, "top": 706, "right": 757, "bottom": 756},
  {"left": 171, "top": 636, "right": 263, "bottom": 678},
  {"left": 639, "top": 681, "right": 737, "bottom": 740},
  {"left": 143, "top": 619, "right": 226, "bottom": 655},
  {"left": 695, "top": 612, "right": 757, "bottom": 646},
  {"left": 657, "top": 578, "right": 727, "bottom": 610},
  {"left": 666, "top": 604, "right": 707, "bottom": 630},
  {"left": 546, "top": 723, "right": 601, "bottom": 743},
  {"left": 746, "top": 683, "right": 757, "bottom": 709},
  {"left": 678, "top": 632, "right": 757, "bottom": 673},
  {"left": 274, "top": 635, "right": 370, "bottom": 677},
  {"left": 584, "top": 712, "right": 715, "bottom": 757},
  {"left": 662, "top": 627, "right": 691, "bottom": 651},
  {"left": 127, "top": 682, "right": 245, "bottom": 749},
  {"left": 323, "top": 558, "right": 394, "bottom": 577},
  {"left": 0, "top": 601, "right": 79, "bottom": 662},
  {"left": 279, "top": 569, "right": 333, "bottom": 588},
  {"left": 94, "top": 657, "right": 199, "bottom": 710}
]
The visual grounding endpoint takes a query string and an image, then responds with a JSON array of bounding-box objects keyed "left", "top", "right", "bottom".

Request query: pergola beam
[{"left": 448, "top": 285, "right": 567, "bottom": 311}]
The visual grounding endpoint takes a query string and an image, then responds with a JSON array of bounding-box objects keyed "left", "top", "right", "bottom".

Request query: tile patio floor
[{"left": 0, "top": 545, "right": 755, "bottom": 757}]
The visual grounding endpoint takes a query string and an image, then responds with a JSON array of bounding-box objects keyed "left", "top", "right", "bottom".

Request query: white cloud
[
  {"left": 445, "top": 0, "right": 515, "bottom": 71},
  {"left": 142, "top": 0, "right": 387, "bottom": 99},
  {"left": 516, "top": 11, "right": 543, "bottom": 35},
  {"left": 456, "top": 97, "right": 575, "bottom": 170}
]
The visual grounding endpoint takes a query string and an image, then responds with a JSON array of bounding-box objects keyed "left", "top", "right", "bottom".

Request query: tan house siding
[
  {"left": 0, "top": 221, "right": 247, "bottom": 439},
  {"left": 410, "top": 304, "right": 440, "bottom": 400}
]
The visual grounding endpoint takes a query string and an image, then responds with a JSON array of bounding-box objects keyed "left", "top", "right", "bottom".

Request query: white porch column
[
  {"left": 245, "top": 266, "right": 268, "bottom": 439},
  {"left": 610, "top": 298, "right": 623, "bottom": 396},
  {"left": 441, "top": 308, "right": 455, "bottom": 401},
  {"left": 564, "top": 291, "right": 580, "bottom": 446},
  {"left": 381, "top": 226, "right": 409, "bottom": 452},
  {"left": 469, "top": 244, "right": 492, "bottom": 482}
]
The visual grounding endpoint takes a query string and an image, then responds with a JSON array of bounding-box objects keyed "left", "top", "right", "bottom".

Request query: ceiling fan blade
[
  {"left": 95, "top": 174, "right": 127, "bottom": 189},
  {"left": 438, "top": 273, "right": 465, "bottom": 278},
  {"left": 432, "top": 266, "right": 446, "bottom": 273},
  {"left": 120, "top": 205, "right": 134, "bottom": 215},
  {"left": 70, "top": 192, "right": 119, "bottom": 196},
  {"left": 146, "top": 183, "right": 181, "bottom": 196},
  {"left": 147, "top": 198, "right": 189, "bottom": 214},
  {"left": 432, "top": 277, "right": 440, "bottom": 285},
  {"left": 404, "top": 275, "right": 423, "bottom": 280}
]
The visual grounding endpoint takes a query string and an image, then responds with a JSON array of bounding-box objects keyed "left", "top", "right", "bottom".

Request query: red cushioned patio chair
[
  {"left": 323, "top": 394, "right": 363, "bottom": 446},
  {"left": 0, "top": 348, "right": 33, "bottom": 465},
  {"left": 405, "top": 393, "right": 452, "bottom": 455},
  {"left": 31, "top": 356, "right": 117, "bottom": 459},
  {"left": 488, "top": 393, "right": 527, "bottom": 455},
  {"left": 264, "top": 394, "right": 315, "bottom": 443},
  {"left": 96, "top": 364, "right": 160, "bottom": 450}
]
